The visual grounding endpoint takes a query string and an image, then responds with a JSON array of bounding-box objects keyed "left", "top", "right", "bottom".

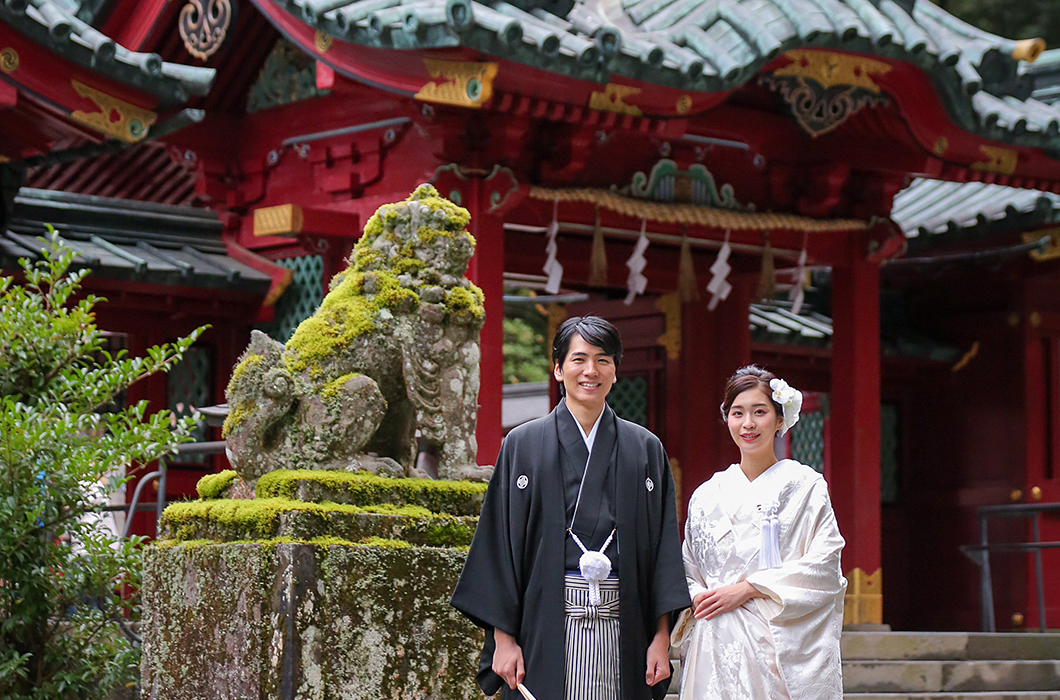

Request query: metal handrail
[
  {"left": 111, "top": 440, "right": 230, "bottom": 537},
  {"left": 960, "top": 502, "right": 1060, "bottom": 632}
]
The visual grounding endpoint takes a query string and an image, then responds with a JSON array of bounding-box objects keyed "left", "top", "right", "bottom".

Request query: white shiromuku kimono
[{"left": 678, "top": 460, "right": 846, "bottom": 700}]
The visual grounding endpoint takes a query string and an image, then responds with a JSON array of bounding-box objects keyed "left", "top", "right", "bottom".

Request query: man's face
[{"left": 553, "top": 333, "right": 617, "bottom": 411}]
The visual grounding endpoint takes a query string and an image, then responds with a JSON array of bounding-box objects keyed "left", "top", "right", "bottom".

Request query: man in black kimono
[{"left": 451, "top": 316, "right": 690, "bottom": 700}]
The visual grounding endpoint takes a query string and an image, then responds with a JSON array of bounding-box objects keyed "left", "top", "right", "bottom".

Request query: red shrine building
[{"left": 3, "top": 0, "right": 1060, "bottom": 632}]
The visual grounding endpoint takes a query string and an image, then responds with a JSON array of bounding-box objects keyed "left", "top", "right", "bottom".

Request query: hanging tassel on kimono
[
  {"left": 758, "top": 501, "right": 782, "bottom": 569},
  {"left": 677, "top": 227, "right": 700, "bottom": 303},
  {"left": 757, "top": 231, "right": 776, "bottom": 301},
  {"left": 588, "top": 205, "right": 608, "bottom": 287}
]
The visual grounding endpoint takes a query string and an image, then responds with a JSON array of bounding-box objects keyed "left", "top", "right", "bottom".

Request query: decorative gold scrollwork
[
  {"left": 655, "top": 293, "right": 682, "bottom": 361},
  {"left": 773, "top": 50, "right": 892, "bottom": 92},
  {"left": 179, "top": 0, "right": 232, "bottom": 61},
  {"left": 315, "top": 31, "right": 333, "bottom": 53},
  {"left": 415, "top": 60, "right": 497, "bottom": 108},
  {"left": 0, "top": 48, "right": 18, "bottom": 74},
  {"left": 761, "top": 50, "right": 892, "bottom": 138},
  {"left": 971, "top": 144, "right": 1018, "bottom": 175},
  {"left": 588, "top": 83, "right": 643, "bottom": 116},
  {"left": 69, "top": 80, "right": 157, "bottom": 142}
]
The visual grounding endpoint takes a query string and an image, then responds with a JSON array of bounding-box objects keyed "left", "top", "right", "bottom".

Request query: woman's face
[{"left": 726, "top": 386, "right": 783, "bottom": 457}]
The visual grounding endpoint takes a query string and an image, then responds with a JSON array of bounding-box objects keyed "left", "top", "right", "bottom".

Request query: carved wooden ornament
[{"left": 179, "top": 0, "right": 233, "bottom": 61}]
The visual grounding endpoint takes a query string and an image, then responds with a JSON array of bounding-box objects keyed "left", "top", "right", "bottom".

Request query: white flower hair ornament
[{"left": 769, "top": 378, "right": 803, "bottom": 436}]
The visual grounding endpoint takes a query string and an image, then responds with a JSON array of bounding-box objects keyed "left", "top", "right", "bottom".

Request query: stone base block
[{"left": 141, "top": 541, "right": 482, "bottom": 700}]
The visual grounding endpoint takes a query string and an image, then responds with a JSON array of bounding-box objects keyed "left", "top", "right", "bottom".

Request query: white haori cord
[{"left": 568, "top": 528, "right": 617, "bottom": 606}]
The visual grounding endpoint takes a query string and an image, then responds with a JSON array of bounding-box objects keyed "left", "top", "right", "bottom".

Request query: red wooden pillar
[
  {"left": 679, "top": 275, "right": 752, "bottom": 515},
  {"left": 464, "top": 178, "right": 506, "bottom": 465},
  {"left": 830, "top": 232, "right": 883, "bottom": 626}
]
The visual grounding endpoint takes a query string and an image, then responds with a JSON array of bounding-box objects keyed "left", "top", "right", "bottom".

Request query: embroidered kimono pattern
[{"left": 679, "top": 460, "right": 845, "bottom": 700}]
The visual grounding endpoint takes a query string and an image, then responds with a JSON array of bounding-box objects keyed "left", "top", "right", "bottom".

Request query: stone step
[
  {"left": 842, "top": 633, "right": 1060, "bottom": 661},
  {"left": 669, "top": 689, "right": 1060, "bottom": 699},
  {"left": 845, "top": 693, "right": 1060, "bottom": 700},
  {"left": 672, "top": 695, "right": 1060, "bottom": 700},
  {"left": 843, "top": 660, "right": 1060, "bottom": 694}
]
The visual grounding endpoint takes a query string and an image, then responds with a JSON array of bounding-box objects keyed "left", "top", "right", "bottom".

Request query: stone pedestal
[{"left": 141, "top": 471, "right": 485, "bottom": 700}]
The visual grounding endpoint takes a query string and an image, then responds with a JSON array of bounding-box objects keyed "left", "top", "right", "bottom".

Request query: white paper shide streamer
[
  {"left": 707, "top": 231, "right": 733, "bottom": 311},
  {"left": 788, "top": 235, "right": 808, "bottom": 315},
  {"left": 542, "top": 200, "right": 563, "bottom": 294},
  {"left": 624, "top": 219, "right": 650, "bottom": 305}
]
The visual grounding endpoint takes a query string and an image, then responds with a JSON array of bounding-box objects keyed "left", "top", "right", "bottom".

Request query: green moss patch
[
  {"left": 160, "top": 497, "right": 477, "bottom": 547},
  {"left": 284, "top": 270, "right": 418, "bottom": 374},
  {"left": 444, "top": 285, "right": 485, "bottom": 321},
  {"left": 196, "top": 470, "right": 238, "bottom": 500},
  {"left": 255, "top": 469, "right": 486, "bottom": 516}
]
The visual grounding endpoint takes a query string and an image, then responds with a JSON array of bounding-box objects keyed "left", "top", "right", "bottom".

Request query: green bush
[{"left": 0, "top": 233, "right": 205, "bottom": 699}]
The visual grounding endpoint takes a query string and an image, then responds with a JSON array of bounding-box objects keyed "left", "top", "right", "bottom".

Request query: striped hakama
[{"left": 564, "top": 573, "right": 621, "bottom": 700}]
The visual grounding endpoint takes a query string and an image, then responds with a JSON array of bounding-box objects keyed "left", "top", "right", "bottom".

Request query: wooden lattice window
[
  {"left": 258, "top": 255, "right": 324, "bottom": 341},
  {"left": 167, "top": 346, "right": 213, "bottom": 463},
  {"left": 607, "top": 375, "right": 648, "bottom": 427},
  {"left": 790, "top": 409, "right": 826, "bottom": 474}
]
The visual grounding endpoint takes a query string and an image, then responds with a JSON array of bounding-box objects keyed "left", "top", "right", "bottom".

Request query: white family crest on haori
[
  {"left": 646, "top": 477, "right": 654, "bottom": 492},
  {"left": 517, "top": 474, "right": 529, "bottom": 490},
  {"left": 769, "top": 378, "right": 803, "bottom": 436},
  {"left": 678, "top": 460, "right": 846, "bottom": 700}
]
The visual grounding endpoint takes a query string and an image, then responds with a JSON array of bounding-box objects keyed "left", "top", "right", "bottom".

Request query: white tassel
[
  {"left": 759, "top": 503, "right": 782, "bottom": 569},
  {"left": 570, "top": 529, "right": 615, "bottom": 606}
]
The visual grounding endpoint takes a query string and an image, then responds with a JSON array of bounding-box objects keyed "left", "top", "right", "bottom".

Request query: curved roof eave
[
  {"left": 253, "top": 0, "right": 1060, "bottom": 149},
  {"left": 0, "top": 1, "right": 215, "bottom": 107}
]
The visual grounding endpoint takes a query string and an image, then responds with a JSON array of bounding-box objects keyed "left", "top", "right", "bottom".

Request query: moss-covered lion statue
[{"left": 223, "top": 185, "right": 492, "bottom": 482}]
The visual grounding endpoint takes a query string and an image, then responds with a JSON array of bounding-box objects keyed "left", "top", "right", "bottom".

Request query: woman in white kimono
[{"left": 676, "top": 365, "right": 846, "bottom": 700}]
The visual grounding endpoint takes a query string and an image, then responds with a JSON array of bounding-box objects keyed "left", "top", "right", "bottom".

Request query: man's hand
[
  {"left": 645, "top": 614, "right": 671, "bottom": 687},
  {"left": 492, "top": 629, "right": 525, "bottom": 690},
  {"left": 692, "top": 581, "right": 762, "bottom": 620}
]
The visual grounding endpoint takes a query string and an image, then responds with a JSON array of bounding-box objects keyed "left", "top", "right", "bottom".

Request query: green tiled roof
[
  {"left": 275, "top": 0, "right": 1058, "bottom": 147},
  {"left": 2, "top": 188, "right": 272, "bottom": 293},
  {"left": 0, "top": 1, "right": 214, "bottom": 107},
  {"left": 893, "top": 48, "right": 1060, "bottom": 244}
]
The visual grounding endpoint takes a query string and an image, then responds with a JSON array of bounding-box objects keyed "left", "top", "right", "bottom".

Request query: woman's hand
[
  {"left": 692, "top": 581, "right": 763, "bottom": 620},
  {"left": 492, "top": 629, "right": 525, "bottom": 690}
]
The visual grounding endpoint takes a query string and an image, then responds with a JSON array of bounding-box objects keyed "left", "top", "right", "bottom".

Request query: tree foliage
[
  {"left": 0, "top": 233, "right": 205, "bottom": 699},
  {"left": 503, "top": 317, "right": 551, "bottom": 384}
]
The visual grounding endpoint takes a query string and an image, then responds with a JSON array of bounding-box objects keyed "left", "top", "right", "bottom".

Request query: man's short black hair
[{"left": 552, "top": 315, "right": 623, "bottom": 369}]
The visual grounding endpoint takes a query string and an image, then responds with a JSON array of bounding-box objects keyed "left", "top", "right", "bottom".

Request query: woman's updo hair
[{"left": 720, "top": 365, "right": 784, "bottom": 420}]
